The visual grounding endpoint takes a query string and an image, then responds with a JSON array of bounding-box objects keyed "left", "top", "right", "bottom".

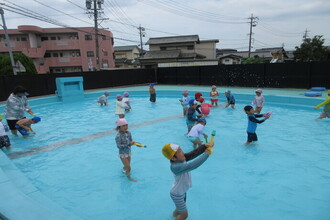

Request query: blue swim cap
[
  {"left": 198, "top": 118, "right": 206, "bottom": 123},
  {"left": 225, "top": 90, "right": 231, "bottom": 94},
  {"left": 150, "top": 83, "right": 154, "bottom": 86},
  {"left": 32, "top": 116, "right": 41, "bottom": 123},
  {"left": 188, "top": 99, "right": 195, "bottom": 106}
]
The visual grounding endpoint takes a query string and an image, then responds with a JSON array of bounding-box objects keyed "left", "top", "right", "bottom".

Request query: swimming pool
[{"left": 2, "top": 86, "right": 330, "bottom": 220}]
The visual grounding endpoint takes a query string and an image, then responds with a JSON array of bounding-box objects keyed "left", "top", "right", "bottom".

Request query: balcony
[
  {"left": 44, "top": 57, "right": 83, "bottom": 67},
  {"left": 41, "top": 40, "right": 81, "bottom": 50}
]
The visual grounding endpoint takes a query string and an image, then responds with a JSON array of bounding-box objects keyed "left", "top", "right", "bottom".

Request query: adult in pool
[{"left": 5, "top": 86, "right": 35, "bottom": 136}]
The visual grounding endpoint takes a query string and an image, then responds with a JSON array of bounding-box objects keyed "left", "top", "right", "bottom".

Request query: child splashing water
[
  {"left": 115, "top": 118, "right": 137, "bottom": 182},
  {"left": 162, "top": 142, "right": 214, "bottom": 220}
]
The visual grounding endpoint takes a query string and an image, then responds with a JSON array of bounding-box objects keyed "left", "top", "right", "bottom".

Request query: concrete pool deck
[{"left": 0, "top": 84, "right": 328, "bottom": 219}]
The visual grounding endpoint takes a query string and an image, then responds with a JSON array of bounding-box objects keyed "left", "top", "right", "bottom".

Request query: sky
[{"left": 1, "top": 0, "right": 330, "bottom": 51}]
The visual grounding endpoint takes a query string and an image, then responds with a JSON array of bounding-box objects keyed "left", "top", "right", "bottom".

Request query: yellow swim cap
[
  {"left": 162, "top": 144, "right": 179, "bottom": 160},
  {"left": 0, "top": 114, "right": 2, "bottom": 120}
]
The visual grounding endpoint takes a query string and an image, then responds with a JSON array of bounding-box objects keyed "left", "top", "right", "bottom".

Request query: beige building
[
  {"left": 114, "top": 45, "right": 140, "bottom": 68},
  {"left": 140, "top": 35, "right": 219, "bottom": 68}
]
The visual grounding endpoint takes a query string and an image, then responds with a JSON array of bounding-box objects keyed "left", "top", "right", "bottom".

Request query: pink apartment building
[{"left": 0, "top": 25, "right": 115, "bottom": 74}]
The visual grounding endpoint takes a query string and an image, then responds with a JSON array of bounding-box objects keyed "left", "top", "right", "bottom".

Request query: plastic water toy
[
  {"left": 263, "top": 111, "right": 272, "bottom": 116},
  {"left": 132, "top": 141, "right": 147, "bottom": 148},
  {"left": 209, "top": 130, "right": 216, "bottom": 144},
  {"left": 201, "top": 103, "right": 212, "bottom": 115},
  {"left": 305, "top": 92, "right": 322, "bottom": 97},
  {"left": 311, "top": 87, "right": 326, "bottom": 91}
]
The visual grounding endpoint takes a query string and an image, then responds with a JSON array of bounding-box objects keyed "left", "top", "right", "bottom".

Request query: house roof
[
  {"left": 219, "top": 54, "right": 242, "bottom": 59},
  {"left": 140, "top": 49, "right": 208, "bottom": 60},
  {"left": 140, "top": 50, "right": 181, "bottom": 59},
  {"left": 146, "top": 35, "right": 200, "bottom": 45},
  {"left": 114, "top": 45, "right": 139, "bottom": 52}
]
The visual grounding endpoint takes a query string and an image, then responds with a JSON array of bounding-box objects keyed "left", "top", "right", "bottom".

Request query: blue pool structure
[{"left": 0, "top": 85, "right": 329, "bottom": 220}]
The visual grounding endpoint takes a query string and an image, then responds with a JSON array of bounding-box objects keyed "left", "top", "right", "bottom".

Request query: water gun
[
  {"left": 132, "top": 141, "right": 147, "bottom": 148},
  {"left": 263, "top": 111, "right": 272, "bottom": 117},
  {"left": 206, "top": 130, "right": 216, "bottom": 154},
  {"left": 210, "top": 130, "right": 216, "bottom": 144}
]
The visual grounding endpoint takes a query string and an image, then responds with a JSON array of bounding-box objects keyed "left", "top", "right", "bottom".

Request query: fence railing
[{"left": 1, "top": 61, "right": 329, "bottom": 101}]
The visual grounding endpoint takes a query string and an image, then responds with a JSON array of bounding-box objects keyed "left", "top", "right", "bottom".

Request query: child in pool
[
  {"left": 122, "top": 92, "right": 131, "bottom": 112},
  {"left": 252, "top": 89, "right": 265, "bottom": 113},
  {"left": 194, "top": 92, "right": 203, "bottom": 115},
  {"left": 15, "top": 116, "right": 41, "bottom": 137},
  {"left": 210, "top": 85, "right": 219, "bottom": 106},
  {"left": 97, "top": 91, "right": 110, "bottom": 106},
  {"left": 149, "top": 83, "right": 156, "bottom": 102},
  {"left": 115, "top": 94, "right": 129, "bottom": 118},
  {"left": 187, "top": 118, "right": 208, "bottom": 149},
  {"left": 314, "top": 89, "right": 330, "bottom": 119},
  {"left": 186, "top": 99, "right": 199, "bottom": 133},
  {"left": 179, "top": 90, "right": 190, "bottom": 116},
  {"left": 0, "top": 114, "right": 12, "bottom": 151},
  {"left": 243, "top": 105, "right": 270, "bottom": 145},
  {"left": 115, "top": 118, "right": 136, "bottom": 182},
  {"left": 224, "top": 90, "right": 235, "bottom": 109},
  {"left": 162, "top": 142, "right": 214, "bottom": 220}
]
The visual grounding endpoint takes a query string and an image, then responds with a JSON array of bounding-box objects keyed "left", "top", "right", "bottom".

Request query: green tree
[
  {"left": 293, "top": 35, "right": 328, "bottom": 61},
  {"left": 242, "top": 55, "right": 264, "bottom": 64},
  {"left": 0, "top": 52, "right": 37, "bottom": 75}
]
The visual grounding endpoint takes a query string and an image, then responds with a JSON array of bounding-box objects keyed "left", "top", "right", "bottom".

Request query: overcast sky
[{"left": 1, "top": 0, "right": 330, "bottom": 51}]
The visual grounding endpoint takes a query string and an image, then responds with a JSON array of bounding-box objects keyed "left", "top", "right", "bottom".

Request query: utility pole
[
  {"left": 0, "top": 7, "right": 17, "bottom": 75},
  {"left": 86, "top": 0, "right": 104, "bottom": 71},
  {"left": 303, "top": 29, "right": 309, "bottom": 40},
  {"left": 248, "top": 13, "right": 258, "bottom": 58},
  {"left": 138, "top": 25, "right": 145, "bottom": 57}
]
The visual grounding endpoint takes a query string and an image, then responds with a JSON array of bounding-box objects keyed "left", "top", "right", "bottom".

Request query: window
[
  {"left": 21, "top": 37, "right": 27, "bottom": 41},
  {"left": 187, "top": 45, "right": 194, "bottom": 50},
  {"left": 44, "top": 53, "right": 51, "bottom": 58},
  {"left": 71, "top": 52, "right": 76, "bottom": 57},
  {"left": 53, "top": 53, "right": 59, "bottom": 57},
  {"left": 225, "top": 59, "right": 230, "bottom": 62},
  {"left": 102, "top": 35, "right": 106, "bottom": 40},
  {"left": 160, "top": 47, "right": 167, "bottom": 51},
  {"left": 41, "top": 37, "right": 48, "bottom": 41},
  {"left": 16, "top": 38, "right": 20, "bottom": 42},
  {"left": 76, "top": 52, "right": 80, "bottom": 57},
  {"left": 87, "top": 51, "right": 94, "bottom": 57},
  {"left": 103, "top": 50, "right": 108, "bottom": 56},
  {"left": 50, "top": 36, "right": 57, "bottom": 40},
  {"left": 85, "top": 35, "right": 93, "bottom": 40},
  {"left": 57, "top": 36, "right": 61, "bottom": 40},
  {"left": 111, "top": 37, "right": 114, "bottom": 45}
]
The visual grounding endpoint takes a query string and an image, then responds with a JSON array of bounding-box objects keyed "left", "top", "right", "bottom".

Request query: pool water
[{"left": 7, "top": 92, "right": 330, "bottom": 220}]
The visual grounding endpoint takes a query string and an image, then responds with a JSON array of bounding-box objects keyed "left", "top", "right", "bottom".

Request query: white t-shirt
[{"left": 187, "top": 123, "right": 205, "bottom": 138}]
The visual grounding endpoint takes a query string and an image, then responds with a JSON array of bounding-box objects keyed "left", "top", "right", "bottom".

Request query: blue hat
[
  {"left": 225, "top": 90, "right": 231, "bottom": 94},
  {"left": 32, "top": 116, "right": 41, "bottom": 123},
  {"left": 188, "top": 99, "right": 195, "bottom": 106},
  {"left": 150, "top": 83, "right": 154, "bottom": 86},
  {"left": 198, "top": 118, "right": 206, "bottom": 123}
]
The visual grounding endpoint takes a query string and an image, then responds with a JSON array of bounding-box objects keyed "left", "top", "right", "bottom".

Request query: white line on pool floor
[{"left": 8, "top": 114, "right": 181, "bottom": 159}]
